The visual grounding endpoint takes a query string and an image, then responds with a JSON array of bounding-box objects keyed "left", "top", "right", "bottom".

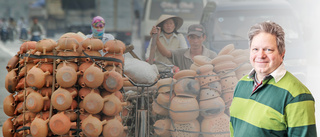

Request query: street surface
[{"left": 0, "top": 20, "right": 319, "bottom": 136}]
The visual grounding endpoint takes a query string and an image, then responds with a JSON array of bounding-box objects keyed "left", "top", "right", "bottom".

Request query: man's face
[
  {"left": 187, "top": 34, "right": 206, "bottom": 50},
  {"left": 163, "top": 19, "right": 175, "bottom": 33},
  {"left": 250, "top": 32, "right": 285, "bottom": 78}
]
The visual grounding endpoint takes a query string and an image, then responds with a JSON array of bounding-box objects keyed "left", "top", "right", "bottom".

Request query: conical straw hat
[{"left": 155, "top": 14, "right": 183, "bottom": 30}]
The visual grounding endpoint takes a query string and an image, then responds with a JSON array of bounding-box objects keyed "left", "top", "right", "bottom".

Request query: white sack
[{"left": 124, "top": 57, "right": 159, "bottom": 84}]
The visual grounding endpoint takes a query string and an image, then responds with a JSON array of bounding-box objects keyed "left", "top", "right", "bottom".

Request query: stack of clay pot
[
  {"left": 154, "top": 70, "right": 201, "bottom": 137},
  {"left": 3, "top": 32, "right": 128, "bottom": 137},
  {"left": 153, "top": 44, "right": 252, "bottom": 137}
]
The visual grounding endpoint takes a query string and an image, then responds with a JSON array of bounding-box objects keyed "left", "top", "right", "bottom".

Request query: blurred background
[{"left": 0, "top": 0, "right": 319, "bottom": 136}]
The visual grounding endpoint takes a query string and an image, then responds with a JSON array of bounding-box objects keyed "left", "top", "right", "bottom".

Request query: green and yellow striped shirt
[{"left": 230, "top": 66, "right": 316, "bottom": 137}]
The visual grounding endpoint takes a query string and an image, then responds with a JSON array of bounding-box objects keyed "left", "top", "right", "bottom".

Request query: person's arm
[
  {"left": 178, "top": 33, "right": 188, "bottom": 48},
  {"left": 286, "top": 91, "right": 317, "bottom": 137},
  {"left": 145, "top": 39, "right": 152, "bottom": 59},
  {"left": 151, "top": 26, "right": 172, "bottom": 58}
]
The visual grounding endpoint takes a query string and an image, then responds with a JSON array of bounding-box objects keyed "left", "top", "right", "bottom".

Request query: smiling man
[{"left": 229, "top": 21, "right": 317, "bottom": 137}]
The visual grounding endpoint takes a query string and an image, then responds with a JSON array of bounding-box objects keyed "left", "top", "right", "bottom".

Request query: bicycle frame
[{"left": 123, "top": 74, "right": 158, "bottom": 137}]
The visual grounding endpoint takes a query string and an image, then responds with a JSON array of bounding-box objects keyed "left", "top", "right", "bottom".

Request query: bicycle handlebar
[{"left": 123, "top": 74, "right": 159, "bottom": 88}]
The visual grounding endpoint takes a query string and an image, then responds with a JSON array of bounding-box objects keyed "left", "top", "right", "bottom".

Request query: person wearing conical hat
[
  {"left": 145, "top": 14, "right": 188, "bottom": 72},
  {"left": 153, "top": 24, "right": 217, "bottom": 70}
]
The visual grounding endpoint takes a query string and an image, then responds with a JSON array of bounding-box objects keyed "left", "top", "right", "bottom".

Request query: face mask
[{"left": 91, "top": 26, "right": 105, "bottom": 39}]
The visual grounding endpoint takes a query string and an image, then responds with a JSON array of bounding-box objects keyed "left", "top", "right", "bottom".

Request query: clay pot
[
  {"left": 201, "top": 113, "right": 230, "bottom": 137},
  {"left": 214, "top": 61, "right": 237, "bottom": 73},
  {"left": 211, "top": 55, "right": 234, "bottom": 65},
  {"left": 43, "top": 75, "right": 53, "bottom": 88},
  {"left": 56, "top": 51, "right": 81, "bottom": 63},
  {"left": 154, "top": 119, "right": 171, "bottom": 137},
  {"left": 102, "top": 118, "right": 126, "bottom": 137},
  {"left": 235, "top": 63, "right": 252, "bottom": 79},
  {"left": 35, "top": 111, "right": 50, "bottom": 120},
  {"left": 39, "top": 63, "right": 53, "bottom": 74},
  {"left": 33, "top": 51, "right": 54, "bottom": 63},
  {"left": 103, "top": 39, "right": 126, "bottom": 54},
  {"left": 81, "top": 115, "right": 107, "bottom": 137},
  {"left": 56, "top": 62, "right": 79, "bottom": 88},
  {"left": 199, "top": 88, "right": 221, "bottom": 101},
  {"left": 102, "top": 93, "right": 127, "bottom": 116},
  {"left": 101, "top": 90, "right": 124, "bottom": 101},
  {"left": 101, "top": 114, "right": 122, "bottom": 122},
  {"left": 6, "top": 54, "right": 19, "bottom": 72},
  {"left": 152, "top": 100, "right": 169, "bottom": 116},
  {"left": 15, "top": 122, "right": 31, "bottom": 137},
  {"left": 56, "top": 37, "right": 79, "bottom": 52},
  {"left": 69, "top": 99, "right": 78, "bottom": 110},
  {"left": 35, "top": 38, "right": 57, "bottom": 54},
  {"left": 103, "top": 53, "right": 124, "bottom": 67},
  {"left": 51, "top": 87, "right": 77, "bottom": 111},
  {"left": 81, "top": 38, "right": 104, "bottom": 51},
  {"left": 104, "top": 64, "right": 123, "bottom": 75},
  {"left": 193, "top": 55, "right": 212, "bottom": 66},
  {"left": 81, "top": 50, "right": 101, "bottom": 62},
  {"left": 77, "top": 76, "right": 86, "bottom": 87},
  {"left": 57, "top": 62, "right": 78, "bottom": 71},
  {"left": 26, "top": 91, "right": 49, "bottom": 113},
  {"left": 2, "top": 117, "right": 14, "bottom": 137},
  {"left": 15, "top": 87, "right": 34, "bottom": 102},
  {"left": 206, "top": 81, "right": 222, "bottom": 94},
  {"left": 49, "top": 111, "right": 76, "bottom": 135},
  {"left": 26, "top": 65, "right": 50, "bottom": 89},
  {"left": 221, "top": 91, "right": 234, "bottom": 109},
  {"left": 173, "top": 69, "right": 197, "bottom": 80},
  {"left": 19, "top": 41, "right": 37, "bottom": 54},
  {"left": 157, "top": 78, "right": 175, "bottom": 93},
  {"left": 14, "top": 112, "right": 36, "bottom": 126},
  {"left": 220, "top": 76, "right": 238, "bottom": 91},
  {"left": 233, "top": 55, "right": 249, "bottom": 65},
  {"left": 190, "top": 63, "right": 200, "bottom": 71},
  {"left": 83, "top": 64, "right": 104, "bottom": 88},
  {"left": 39, "top": 87, "right": 52, "bottom": 97},
  {"left": 169, "top": 96, "right": 199, "bottom": 122},
  {"left": 5, "top": 68, "right": 19, "bottom": 93},
  {"left": 79, "top": 87, "right": 100, "bottom": 99},
  {"left": 14, "top": 101, "right": 24, "bottom": 115},
  {"left": 79, "top": 112, "right": 101, "bottom": 121},
  {"left": 218, "top": 44, "right": 234, "bottom": 55},
  {"left": 174, "top": 78, "right": 200, "bottom": 98},
  {"left": 3, "top": 94, "right": 15, "bottom": 116},
  {"left": 64, "top": 110, "right": 78, "bottom": 122},
  {"left": 230, "top": 49, "right": 246, "bottom": 57},
  {"left": 18, "top": 63, "right": 36, "bottom": 77},
  {"left": 42, "top": 99, "right": 51, "bottom": 111},
  {"left": 30, "top": 117, "right": 49, "bottom": 137},
  {"left": 196, "top": 64, "right": 220, "bottom": 87},
  {"left": 60, "top": 32, "right": 85, "bottom": 43},
  {"left": 15, "top": 77, "right": 26, "bottom": 90},
  {"left": 103, "top": 66, "right": 126, "bottom": 92},
  {"left": 79, "top": 62, "right": 93, "bottom": 74},
  {"left": 83, "top": 90, "right": 105, "bottom": 114},
  {"left": 199, "top": 89, "right": 225, "bottom": 118},
  {"left": 170, "top": 119, "right": 200, "bottom": 137},
  {"left": 156, "top": 92, "right": 174, "bottom": 107}
]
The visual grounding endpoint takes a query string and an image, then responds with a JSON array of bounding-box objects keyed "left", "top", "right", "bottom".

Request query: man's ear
[{"left": 203, "top": 34, "right": 207, "bottom": 40}]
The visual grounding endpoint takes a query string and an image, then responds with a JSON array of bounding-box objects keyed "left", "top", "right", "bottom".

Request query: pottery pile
[
  {"left": 3, "top": 32, "right": 127, "bottom": 137},
  {"left": 153, "top": 44, "right": 252, "bottom": 137}
]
